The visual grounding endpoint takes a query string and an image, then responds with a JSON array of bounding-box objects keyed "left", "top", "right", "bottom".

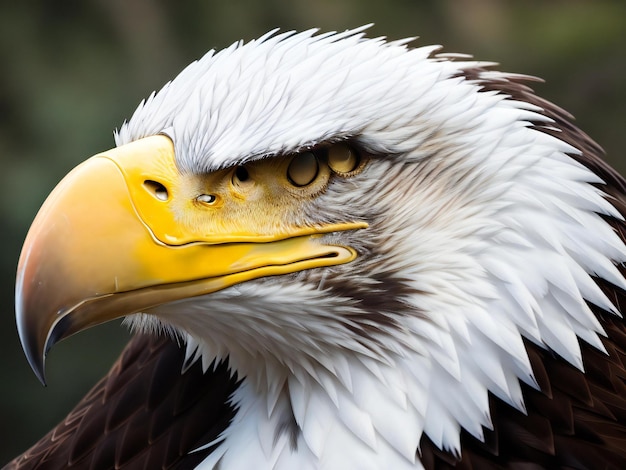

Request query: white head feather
[{"left": 120, "top": 27, "right": 626, "bottom": 469}]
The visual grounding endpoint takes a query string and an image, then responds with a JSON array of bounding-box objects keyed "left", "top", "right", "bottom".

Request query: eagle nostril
[{"left": 143, "top": 180, "right": 169, "bottom": 201}]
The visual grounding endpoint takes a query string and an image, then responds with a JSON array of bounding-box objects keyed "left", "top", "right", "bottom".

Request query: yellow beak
[{"left": 16, "top": 135, "right": 365, "bottom": 384}]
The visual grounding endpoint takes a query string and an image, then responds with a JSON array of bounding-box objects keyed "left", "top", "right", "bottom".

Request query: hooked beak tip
[{"left": 17, "top": 323, "right": 48, "bottom": 386}]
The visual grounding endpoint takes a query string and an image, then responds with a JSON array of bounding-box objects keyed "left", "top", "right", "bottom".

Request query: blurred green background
[{"left": 1, "top": 0, "right": 625, "bottom": 464}]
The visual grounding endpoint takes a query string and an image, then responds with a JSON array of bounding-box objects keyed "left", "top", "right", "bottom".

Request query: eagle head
[{"left": 14, "top": 27, "right": 626, "bottom": 468}]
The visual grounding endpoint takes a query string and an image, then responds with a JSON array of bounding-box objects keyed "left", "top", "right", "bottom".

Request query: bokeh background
[{"left": 1, "top": 0, "right": 625, "bottom": 464}]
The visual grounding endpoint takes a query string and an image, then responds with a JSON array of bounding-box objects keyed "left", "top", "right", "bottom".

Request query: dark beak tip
[
  {"left": 17, "top": 303, "right": 75, "bottom": 386},
  {"left": 16, "top": 321, "right": 48, "bottom": 386},
  {"left": 29, "top": 354, "right": 48, "bottom": 387},
  {"left": 15, "top": 297, "right": 49, "bottom": 387}
]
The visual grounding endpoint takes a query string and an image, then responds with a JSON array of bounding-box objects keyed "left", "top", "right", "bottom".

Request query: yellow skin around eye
[{"left": 177, "top": 153, "right": 332, "bottom": 239}]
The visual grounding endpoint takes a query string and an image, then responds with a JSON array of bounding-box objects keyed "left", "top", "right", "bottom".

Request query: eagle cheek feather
[{"left": 8, "top": 26, "right": 626, "bottom": 470}]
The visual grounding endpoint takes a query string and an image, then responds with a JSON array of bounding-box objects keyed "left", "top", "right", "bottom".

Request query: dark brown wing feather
[
  {"left": 418, "top": 69, "right": 626, "bottom": 469},
  {"left": 3, "top": 334, "right": 239, "bottom": 470}
]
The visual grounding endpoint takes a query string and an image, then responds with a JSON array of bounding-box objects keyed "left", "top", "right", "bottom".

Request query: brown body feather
[{"left": 4, "top": 335, "right": 239, "bottom": 470}]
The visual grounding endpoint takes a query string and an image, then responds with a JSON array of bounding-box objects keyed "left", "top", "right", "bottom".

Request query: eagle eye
[
  {"left": 287, "top": 152, "right": 319, "bottom": 187},
  {"left": 233, "top": 166, "right": 250, "bottom": 183},
  {"left": 327, "top": 143, "right": 360, "bottom": 175},
  {"left": 143, "top": 180, "right": 169, "bottom": 201}
]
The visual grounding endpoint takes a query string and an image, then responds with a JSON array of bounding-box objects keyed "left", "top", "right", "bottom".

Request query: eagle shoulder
[{"left": 5, "top": 335, "right": 239, "bottom": 470}]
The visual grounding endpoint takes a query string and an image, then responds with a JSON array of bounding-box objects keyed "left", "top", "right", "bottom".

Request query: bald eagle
[{"left": 6, "top": 26, "right": 626, "bottom": 469}]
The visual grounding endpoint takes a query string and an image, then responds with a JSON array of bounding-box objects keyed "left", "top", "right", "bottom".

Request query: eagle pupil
[{"left": 234, "top": 166, "right": 250, "bottom": 182}]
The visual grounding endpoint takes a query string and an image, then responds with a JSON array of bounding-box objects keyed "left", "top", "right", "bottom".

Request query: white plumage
[{"left": 113, "top": 27, "right": 626, "bottom": 468}]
